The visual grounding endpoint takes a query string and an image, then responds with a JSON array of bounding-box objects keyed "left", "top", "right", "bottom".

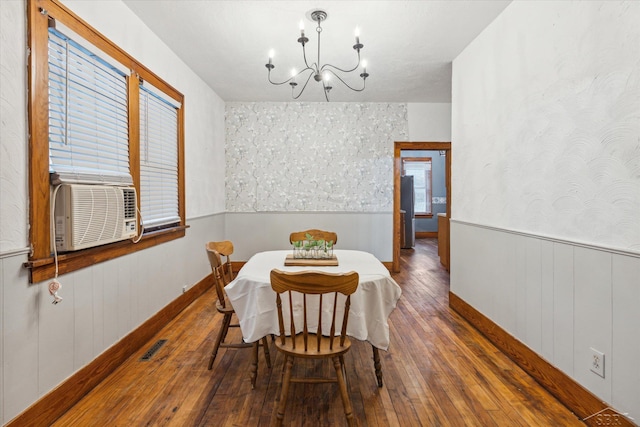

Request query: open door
[{"left": 393, "top": 141, "right": 451, "bottom": 272}]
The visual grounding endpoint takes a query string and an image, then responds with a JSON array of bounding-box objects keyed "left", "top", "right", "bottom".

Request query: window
[
  {"left": 402, "top": 157, "right": 432, "bottom": 216},
  {"left": 27, "top": 0, "right": 185, "bottom": 283},
  {"left": 139, "top": 84, "right": 180, "bottom": 230}
]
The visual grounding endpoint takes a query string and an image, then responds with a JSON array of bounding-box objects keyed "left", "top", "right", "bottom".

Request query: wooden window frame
[
  {"left": 25, "top": 0, "right": 186, "bottom": 283},
  {"left": 401, "top": 157, "right": 433, "bottom": 218}
]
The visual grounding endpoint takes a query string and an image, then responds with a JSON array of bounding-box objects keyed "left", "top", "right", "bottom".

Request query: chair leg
[
  {"left": 208, "top": 313, "right": 232, "bottom": 370},
  {"left": 221, "top": 317, "right": 232, "bottom": 343},
  {"left": 340, "top": 354, "right": 348, "bottom": 389},
  {"left": 261, "top": 336, "right": 272, "bottom": 368},
  {"left": 275, "top": 355, "right": 294, "bottom": 426},
  {"left": 372, "top": 345, "right": 383, "bottom": 387},
  {"left": 250, "top": 341, "right": 259, "bottom": 389},
  {"left": 333, "top": 356, "right": 355, "bottom": 426}
]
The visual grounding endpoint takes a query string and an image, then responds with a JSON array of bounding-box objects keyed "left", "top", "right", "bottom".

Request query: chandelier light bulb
[
  {"left": 355, "top": 27, "right": 360, "bottom": 44},
  {"left": 299, "top": 20, "right": 305, "bottom": 36},
  {"left": 291, "top": 68, "right": 297, "bottom": 78}
]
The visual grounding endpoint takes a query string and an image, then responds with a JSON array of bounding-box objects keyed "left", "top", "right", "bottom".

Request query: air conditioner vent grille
[
  {"left": 71, "top": 187, "right": 123, "bottom": 245},
  {"left": 54, "top": 184, "right": 138, "bottom": 251},
  {"left": 122, "top": 188, "right": 137, "bottom": 219}
]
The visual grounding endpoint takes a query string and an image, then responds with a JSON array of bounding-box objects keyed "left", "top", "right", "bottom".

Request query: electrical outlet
[{"left": 590, "top": 347, "right": 605, "bottom": 378}]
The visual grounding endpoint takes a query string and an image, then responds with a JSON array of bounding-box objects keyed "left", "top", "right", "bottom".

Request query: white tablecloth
[{"left": 225, "top": 250, "right": 402, "bottom": 350}]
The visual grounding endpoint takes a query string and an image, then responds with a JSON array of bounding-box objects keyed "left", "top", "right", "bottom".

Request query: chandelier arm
[
  {"left": 320, "top": 50, "right": 361, "bottom": 74},
  {"left": 267, "top": 67, "right": 314, "bottom": 86},
  {"left": 292, "top": 72, "right": 316, "bottom": 100},
  {"left": 267, "top": 70, "right": 294, "bottom": 86},
  {"left": 324, "top": 69, "right": 367, "bottom": 92},
  {"left": 321, "top": 62, "right": 361, "bottom": 74}
]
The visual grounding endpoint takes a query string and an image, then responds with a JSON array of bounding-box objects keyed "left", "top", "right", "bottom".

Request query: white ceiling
[{"left": 121, "top": 0, "right": 511, "bottom": 103}]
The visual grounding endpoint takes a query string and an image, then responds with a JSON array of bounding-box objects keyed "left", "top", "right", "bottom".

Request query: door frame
[{"left": 393, "top": 141, "right": 451, "bottom": 272}]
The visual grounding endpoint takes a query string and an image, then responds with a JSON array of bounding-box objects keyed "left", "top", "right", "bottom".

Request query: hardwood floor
[{"left": 52, "top": 239, "right": 584, "bottom": 426}]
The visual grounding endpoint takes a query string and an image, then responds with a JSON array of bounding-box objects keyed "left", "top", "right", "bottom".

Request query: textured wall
[
  {"left": 225, "top": 102, "right": 408, "bottom": 212},
  {"left": 0, "top": 0, "right": 28, "bottom": 253},
  {"left": 452, "top": 0, "right": 640, "bottom": 251}
]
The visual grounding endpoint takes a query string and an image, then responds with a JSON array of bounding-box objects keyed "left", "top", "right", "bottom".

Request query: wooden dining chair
[
  {"left": 269, "top": 269, "right": 359, "bottom": 427},
  {"left": 288, "top": 229, "right": 338, "bottom": 245},
  {"left": 206, "top": 240, "right": 235, "bottom": 283},
  {"left": 205, "top": 244, "right": 271, "bottom": 388}
]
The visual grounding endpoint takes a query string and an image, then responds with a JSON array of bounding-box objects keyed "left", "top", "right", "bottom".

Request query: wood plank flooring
[{"left": 52, "top": 239, "right": 584, "bottom": 426}]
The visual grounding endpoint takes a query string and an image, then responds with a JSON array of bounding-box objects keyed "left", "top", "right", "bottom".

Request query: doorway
[{"left": 392, "top": 141, "right": 451, "bottom": 272}]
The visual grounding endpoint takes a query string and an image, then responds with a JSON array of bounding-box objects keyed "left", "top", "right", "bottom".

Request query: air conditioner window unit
[{"left": 53, "top": 184, "right": 138, "bottom": 252}]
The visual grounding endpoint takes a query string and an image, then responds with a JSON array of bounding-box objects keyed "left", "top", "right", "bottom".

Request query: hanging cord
[
  {"left": 131, "top": 205, "right": 144, "bottom": 243},
  {"left": 49, "top": 184, "right": 63, "bottom": 304}
]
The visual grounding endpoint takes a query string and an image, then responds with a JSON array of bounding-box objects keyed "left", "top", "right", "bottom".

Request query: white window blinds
[
  {"left": 139, "top": 84, "right": 180, "bottom": 229},
  {"left": 48, "top": 28, "right": 132, "bottom": 186}
]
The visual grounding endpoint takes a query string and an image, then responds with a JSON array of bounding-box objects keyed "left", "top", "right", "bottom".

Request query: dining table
[{"left": 225, "top": 249, "right": 402, "bottom": 387}]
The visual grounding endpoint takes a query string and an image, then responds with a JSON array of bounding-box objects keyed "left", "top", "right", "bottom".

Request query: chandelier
[{"left": 265, "top": 10, "right": 369, "bottom": 101}]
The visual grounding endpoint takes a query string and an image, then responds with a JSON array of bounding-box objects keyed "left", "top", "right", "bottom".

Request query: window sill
[
  {"left": 415, "top": 214, "right": 434, "bottom": 219},
  {"left": 24, "top": 225, "right": 188, "bottom": 283}
]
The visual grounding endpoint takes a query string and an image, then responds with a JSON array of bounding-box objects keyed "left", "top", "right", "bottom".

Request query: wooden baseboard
[
  {"left": 416, "top": 231, "right": 437, "bottom": 238},
  {"left": 231, "top": 261, "right": 246, "bottom": 273},
  {"left": 449, "top": 292, "right": 636, "bottom": 427},
  {"left": 6, "top": 274, "right": 214, "bottom": 427}
]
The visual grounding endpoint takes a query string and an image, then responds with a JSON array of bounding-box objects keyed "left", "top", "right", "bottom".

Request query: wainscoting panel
[
  {"left": 540, "top": 239, "right": 555, "bottom": 362},
  {"left": 450, "top": 220, "right": 640, "bottom": 421},
  {"left": 573, "top": 246, "right": 613, "bottom": 401},
  {"left": 612, "top": 255, "right": 640, "bottom": 415},
  {"left": 553, "top": 241, "right": 575, "bottom": 376},
  {"left": 0, "top": 257, "right": 4, "bottom": 424},
  {"left": 524, "top": 238, "right": 543, "bottom": 355},
  {"left": 37, "top": 268, "right": 75, "bottom": 395},
  {"left": 2, "top": 254, "right": 39, "bottom": 421},
  {"left": 450, "top": 222, "right": 518, "bottom": 335},
  {"left": 91, "top": 262, "right": 106, "bottom": 358}
]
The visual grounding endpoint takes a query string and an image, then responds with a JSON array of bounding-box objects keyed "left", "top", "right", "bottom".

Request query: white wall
[
  {"left": 407, "top": 103, "right": 452, "bottom": 141},
  {"left": 0, "top": 0, "right": 226, "bottom": 423},
  {"left": 0, "top": 0, "right": 28, "bottom": 254},
  {"left": 451, "top": 0, "right": 640, "bottom": 420},
  {"left": 452, "top": 1, "right": 640, "bottom": 251}
]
